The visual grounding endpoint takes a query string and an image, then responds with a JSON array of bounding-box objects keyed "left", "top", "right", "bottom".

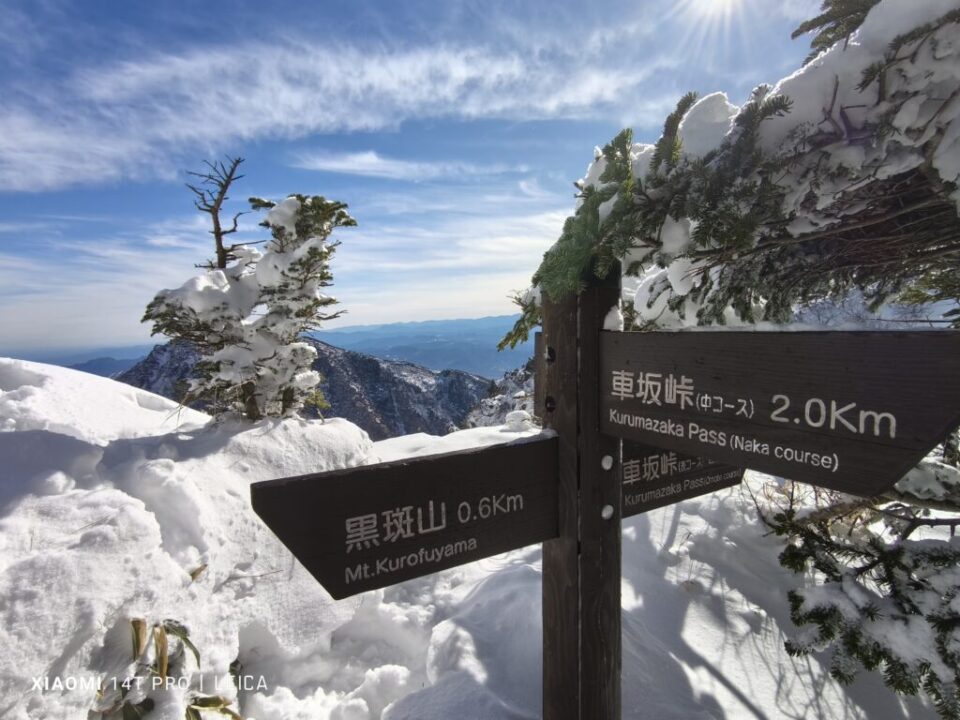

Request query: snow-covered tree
[
  {"left": 501, "top": 0, "right": 960, "bottom": 714},
  {"left": 761, "top": 438, "right": 960, "bottom": 718},
  {"left": 143, "top": 159, "right": 355, "bottom": 421}
]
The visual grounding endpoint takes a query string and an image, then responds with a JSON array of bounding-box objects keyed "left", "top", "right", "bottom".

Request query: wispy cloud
[
  {"left": 0, "top": 36, "right": 677, "bottom": 192},
  {"left": 0, "top": 174, "right": 567, "bottom": 348},
  {"left": 0, "top": 237, "right": 200, "bottom": 352},
  {"left": 294, "top": 150, "right": 529, "bottom": 181},
  {"left": 0, "top": 5, "right": 49, "bottom": 67},
  {"left": 331, "top": 208, "right": 565, "bottom": 327},
  {"left": 0, "top": 220, "right": 61, "bottom": 234},
  {"left": 336, "top": 209, "right": 567, "bottom": 274}
]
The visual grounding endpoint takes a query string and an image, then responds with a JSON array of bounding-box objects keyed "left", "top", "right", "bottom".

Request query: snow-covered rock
[{"left": 463, "top": 365, "right": 534, "bottom": 429}]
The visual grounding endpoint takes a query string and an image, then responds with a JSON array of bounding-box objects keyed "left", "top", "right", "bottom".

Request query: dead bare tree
[{"left": 185, "top": 157, "right": 251, "bottom": 269}]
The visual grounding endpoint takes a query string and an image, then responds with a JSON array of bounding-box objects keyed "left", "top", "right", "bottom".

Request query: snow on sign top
[
  {"left": 251, "top": 435, "right": 559, "bottom": 599},
  {"left": 600, "top": 331, "right": 960, "bottom": 497}
]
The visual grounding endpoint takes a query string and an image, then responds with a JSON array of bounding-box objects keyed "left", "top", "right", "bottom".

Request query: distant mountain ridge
[
  {"left": 117, "top": 339, "right": 494, "bottom": 441},
  {"left": 67, "top": 356, "right": 142, "bottom": 377},
  {"left": 31, "top": 315, "right": 534, "bottom": 380},
  {"left": 313, "top": 314, "right": 534, "bottom": 378}
]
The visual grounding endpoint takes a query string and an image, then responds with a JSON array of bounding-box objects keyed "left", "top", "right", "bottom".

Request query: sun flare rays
[{"left": 664, "top": 0, "right": 752, "bottom": 71}]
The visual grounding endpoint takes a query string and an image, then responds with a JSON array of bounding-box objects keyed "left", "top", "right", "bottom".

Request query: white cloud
[
  {"left": 325, "top": 202, "right": 567, "bottom": 329},
  {"left": 0, "top": 241, "right": 194, "bottom": 353},
  {"left": 0, "top": 187, "right": 565, "bottom": 350},
  {"left": 294, "top": 150, "right": 528, "bottom": 181},
  {"left": 0, "top": 220, "right": 60, "bottom": 234},
  {"left": 330, "top": 270, "right": 532, "bottom": 328},
  {"left": 0, "top": 210, "right": 264, "bottom": 352},
  {"left": 336, "top": 208, "right": 566, "bottom": 274},
  {"left": 0, "top": 39, "right": 677, "bottom": 191}
]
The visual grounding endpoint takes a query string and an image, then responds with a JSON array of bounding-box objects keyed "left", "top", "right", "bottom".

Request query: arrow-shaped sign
[
  {"left": 600, "top": 331, "right": 960, "bottom": 496},
  {"left": 252, "top": 435, "right": 559, "bottom": 599}
]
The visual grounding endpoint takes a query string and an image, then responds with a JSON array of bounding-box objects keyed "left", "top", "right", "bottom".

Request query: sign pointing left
[{"left": 251, "top": 436, "right": 559, "bottom": 599}]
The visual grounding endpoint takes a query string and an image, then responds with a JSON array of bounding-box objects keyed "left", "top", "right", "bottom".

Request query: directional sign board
[
  {"left": 601, "top": 331, "right": 960, "bottom": 496},
  {"left": 251, "top": 436, "right": 558, "bottom": 599},
  {"left": 621, "top": 441, "right": 742, "bottom": 516}
]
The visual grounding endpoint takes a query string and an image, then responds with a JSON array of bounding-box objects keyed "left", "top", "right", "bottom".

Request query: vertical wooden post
[
  {"left": 539, "top": 267, "right": 622, "bottom": 720},
  {"left": 540, "top": 291, "right": 580, "bottom": 719}
]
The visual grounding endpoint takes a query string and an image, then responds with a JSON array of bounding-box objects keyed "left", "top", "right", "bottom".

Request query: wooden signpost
[
  {"left": 600, "top": 331, "right": 960, "bottom": 496},
  {"left": 251, "top": 271, "right": 960, "bottom": 720}
]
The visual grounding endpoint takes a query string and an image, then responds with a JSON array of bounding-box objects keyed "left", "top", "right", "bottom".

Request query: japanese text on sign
[
  {"left": 611, "top": 370, "right": 754, "bottom": 419},
  {"left": 609, "top": 368, "right": 902, "bottom": 437},
  {"left": 343, "top": 492, "right": 526, "bottom": 585},
  {"left": 622, "top": 451, "right": 708, "bottom": 484}
]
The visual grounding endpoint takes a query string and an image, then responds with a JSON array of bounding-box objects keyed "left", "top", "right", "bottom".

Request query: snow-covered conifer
[{"left": 143, "top": 159, "right": 355, "bottom": 420}]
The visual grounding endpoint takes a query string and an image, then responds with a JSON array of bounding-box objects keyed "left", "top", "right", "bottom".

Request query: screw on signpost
[{"left": 539, "top": 264, "right": 622, "bottom": 720}]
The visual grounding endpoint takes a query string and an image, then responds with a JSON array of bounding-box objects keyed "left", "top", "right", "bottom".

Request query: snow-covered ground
[{"left": 0, "top": 359, "right": 935, "bottom": 718}]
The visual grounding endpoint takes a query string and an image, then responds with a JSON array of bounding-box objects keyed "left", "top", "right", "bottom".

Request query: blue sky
[{"left": 0, "top": 0, "right": 817, "bottom": 356}]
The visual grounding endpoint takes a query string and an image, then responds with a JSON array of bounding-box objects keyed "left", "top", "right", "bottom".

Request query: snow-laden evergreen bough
[
  {"left": 502, "top": 0, "right": 960, "bottom": 715},
  {"left": 502, "top": 0, "right": 960, "bottom": 345},
  {"left": 143, "top": 159, "right": 355, "bottom": 421}
]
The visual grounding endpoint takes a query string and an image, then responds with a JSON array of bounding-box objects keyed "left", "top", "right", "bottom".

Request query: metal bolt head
[
  {"left": 601, "top": 455, "right": 613, "bottom": 471},
  {"left": 601, "top": 504, "right": 614, "bottom": 520}
]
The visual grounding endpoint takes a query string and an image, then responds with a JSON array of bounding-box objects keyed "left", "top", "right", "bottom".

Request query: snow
[
  {"left": 374, "top": 424, "right": 542, "bottom": 463},
  {"left": 896, "top": 455, "right": 960, "bottom": 501},
  {"left": 677, "top": 92, "right": 738, "bottom": 159},
  {"left": 464, "top": 367, "right": 534, "bottom": 430},
  {"left": 598, "top": 193, "right": 619, "bottom": 225},
  {"left": 0, "top": 359, "right": 938, "bottom": 718},
  {"left": 603, "top": 303, "right": 624, "bottom": 331},
  {"left": 503, "top": 410, "right": 533, "bottom": 431},
  {"left": 266, "top": 196, "right": 302, "bottom": 238},
  {"left": 0, "top": 358, "right": 208, "bottom": 445},
  {"left": 581, "top": 147, "right": 607, "bottom": 191},
  {"left": 665, "top": 256, "right": 698, "bottom": 296},
  {"left": 658, "top": 216, "right": 693, "bottom": 256},
  {"left": 630, "top": 143, "right": 656, "bottom": 179}
]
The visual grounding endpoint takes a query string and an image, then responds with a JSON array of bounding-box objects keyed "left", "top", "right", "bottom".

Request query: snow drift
[{"left": 0, "top": 359, "right": 936, "bottom": 718}]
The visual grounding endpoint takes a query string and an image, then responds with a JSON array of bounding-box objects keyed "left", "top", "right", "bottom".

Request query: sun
[
  {"left": 665, "top": 0, "right": 751, "bottom": 70},
  {"left": 686, "top": 0, "right": 743, "bottom": 20}
]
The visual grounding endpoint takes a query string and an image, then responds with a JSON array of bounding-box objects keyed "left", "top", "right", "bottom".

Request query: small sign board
[
  {"left": 621, "top": 441, "right": 742, "bottom": 516},
  {"left": 600, "top": 331, "right": 960, "bottom": 496},
  {"left": 251, "top": 436, "right": 559, "bottom": 599}
]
